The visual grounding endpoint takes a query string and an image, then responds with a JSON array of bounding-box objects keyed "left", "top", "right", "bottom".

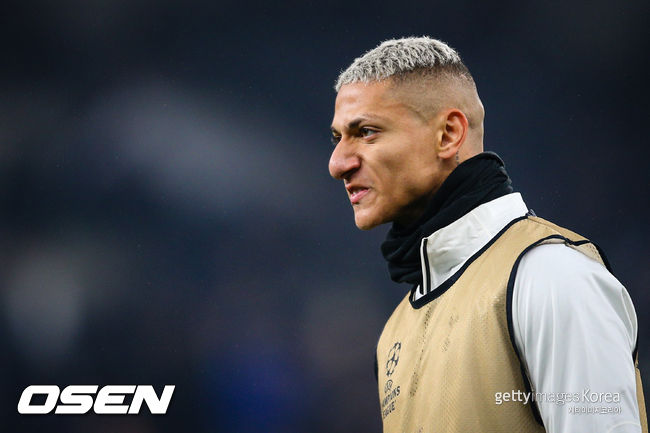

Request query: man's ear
[{"left": 437, "top": 109, "right": 468, "bottom": 160}]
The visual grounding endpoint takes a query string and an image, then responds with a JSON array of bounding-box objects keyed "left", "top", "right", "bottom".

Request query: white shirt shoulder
[{"left": 512, "top": 242, "right": 641, "bottom": 433}]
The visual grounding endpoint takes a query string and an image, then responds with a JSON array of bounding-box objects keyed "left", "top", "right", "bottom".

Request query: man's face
[{"left": 329, "top": 81, "right": 445, "bottom": 230}]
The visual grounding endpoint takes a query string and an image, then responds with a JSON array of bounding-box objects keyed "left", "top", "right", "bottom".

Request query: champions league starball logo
[
  {"left": 382, "top": 342, "right": 403, "bottom": 419},
  {"left": 386, "top": 342, "right": 401, "bottom": 377}
]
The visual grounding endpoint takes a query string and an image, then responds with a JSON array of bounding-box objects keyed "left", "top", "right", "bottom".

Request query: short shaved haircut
[{"left": 335, "top": 36, "right": 475, "bottom": 91}]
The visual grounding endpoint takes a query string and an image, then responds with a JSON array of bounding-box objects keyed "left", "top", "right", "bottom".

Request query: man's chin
[{"left": 353, "top": 210, "right": 384, "bottom": 231}]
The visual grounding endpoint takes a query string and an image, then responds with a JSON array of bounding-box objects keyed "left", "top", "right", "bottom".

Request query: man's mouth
[{"left": 348, "top": 187, "right": 370, "bottom": 204}]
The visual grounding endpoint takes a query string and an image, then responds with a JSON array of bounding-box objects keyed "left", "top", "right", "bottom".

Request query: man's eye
[
  {"left": 331, "top": 135, "right": 341, "bottom": 146},
  {"left": 360, "top": 127, "right": 377, "bottom": 138}
]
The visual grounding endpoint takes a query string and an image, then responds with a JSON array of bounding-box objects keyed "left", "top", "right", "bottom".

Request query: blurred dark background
[{"left": 1, "top": 0, "right": 648, "bottom": 431}]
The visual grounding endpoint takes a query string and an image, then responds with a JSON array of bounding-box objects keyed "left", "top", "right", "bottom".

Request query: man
[{"left": 328, "top": 37, "right": 647, "bottom": 433}]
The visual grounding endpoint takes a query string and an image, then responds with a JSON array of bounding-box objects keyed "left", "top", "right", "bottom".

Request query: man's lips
[{"left": 348, "top": 186, "right": 370, "bottom": 204}]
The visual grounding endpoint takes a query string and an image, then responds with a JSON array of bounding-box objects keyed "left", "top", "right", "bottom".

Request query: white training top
[{"left": 418, "top": 192, "right": 642, "bottom": 433}]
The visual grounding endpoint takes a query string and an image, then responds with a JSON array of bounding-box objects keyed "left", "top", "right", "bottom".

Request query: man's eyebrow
[{"left": 330, "top": 114, "right": 388, "bottom": 134}]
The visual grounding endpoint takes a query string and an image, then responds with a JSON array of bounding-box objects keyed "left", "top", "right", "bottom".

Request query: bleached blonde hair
[{"left": 334, "top": 36, "right": 474, "bottom": 91}]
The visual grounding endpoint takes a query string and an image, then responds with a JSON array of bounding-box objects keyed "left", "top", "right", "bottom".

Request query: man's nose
[{"left": 329, "top": 140, "right": 360, "bottom": 180}]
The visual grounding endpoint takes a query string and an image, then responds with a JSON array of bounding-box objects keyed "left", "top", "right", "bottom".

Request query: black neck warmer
[{"left": 381, "top": 152, "right": 514, "bottom": 285}]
